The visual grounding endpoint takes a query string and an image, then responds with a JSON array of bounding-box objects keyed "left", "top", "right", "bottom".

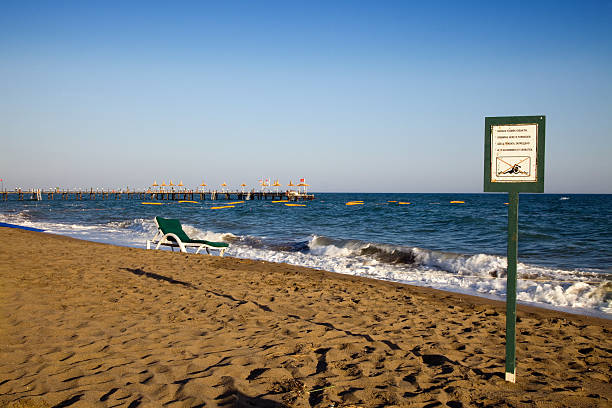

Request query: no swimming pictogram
[{"left": 496, "top": 156, "right": 530, "bottom": 177}]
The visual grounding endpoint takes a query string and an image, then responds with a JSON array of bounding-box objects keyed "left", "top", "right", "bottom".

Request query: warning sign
[{"left": 490, "top": 124, "right": 538, "bottom": 183}]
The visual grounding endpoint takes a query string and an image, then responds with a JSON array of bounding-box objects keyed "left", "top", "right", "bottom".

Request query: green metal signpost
[{"left": 484, "top": 115, "right": 545, "bottom": 383}]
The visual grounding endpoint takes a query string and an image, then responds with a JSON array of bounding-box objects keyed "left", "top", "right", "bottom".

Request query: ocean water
[{"left": 1, "top": 193, "right": 610, "bottom": 317}]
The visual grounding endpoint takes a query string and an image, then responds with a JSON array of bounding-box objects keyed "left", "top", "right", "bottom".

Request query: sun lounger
[{"left": 147, "top": 216, "right": 229, "bottom": 256}]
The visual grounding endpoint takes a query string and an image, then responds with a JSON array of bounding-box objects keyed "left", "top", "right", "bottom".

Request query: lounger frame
[{"left": 146, "top": 219, "right": 228, "bottom": 256}]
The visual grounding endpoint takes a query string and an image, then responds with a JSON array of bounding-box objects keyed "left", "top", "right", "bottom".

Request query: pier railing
[{"left": 0, "top": 189, "right": 314, "bottom": 202}]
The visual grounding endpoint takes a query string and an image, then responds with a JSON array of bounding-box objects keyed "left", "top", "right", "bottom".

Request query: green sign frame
[{"left": 484, "top": 116, "right": 545, "bottom": 193}]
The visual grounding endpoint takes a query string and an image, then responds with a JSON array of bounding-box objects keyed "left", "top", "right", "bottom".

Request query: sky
[{"left": 1, "top": 1, "right": 611, "bottom": 193}]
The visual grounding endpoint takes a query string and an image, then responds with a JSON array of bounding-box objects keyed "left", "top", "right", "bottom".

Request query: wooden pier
[{"left": 0, "top": 189, "right": 315, "bottom": 202}]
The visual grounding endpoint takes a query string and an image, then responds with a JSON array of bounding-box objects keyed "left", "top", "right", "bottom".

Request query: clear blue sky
[{"left": 1, "top": 1, "right": 611, "bottom": 193}]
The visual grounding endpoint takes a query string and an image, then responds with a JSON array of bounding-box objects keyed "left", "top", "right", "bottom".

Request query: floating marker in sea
[
  {"left": 272, "top": 200, "right": 289, "bottom": 203},
  {"left": 210, "top": 205, "right": 235, "bottom": 209},
  {"left": 178, "top": 200, "right": 198, "bottom": 203},
  {"left": 346, "top": 201, "right": 364, "bottom": 206},
  {"left": 285, "top": 203, "right": 306, "bottom": 207},
  {"left": 450, "top": 201, "right": 465, "bottom": 204},
  {"left": 398, "top": 202, "right": 411, "bottom": 205},
  {"left": 226, "top": 201, "right": 245, "bottom": 205},
  {"left": 141, "top": 202, "right": 163, "bottom": 205}
]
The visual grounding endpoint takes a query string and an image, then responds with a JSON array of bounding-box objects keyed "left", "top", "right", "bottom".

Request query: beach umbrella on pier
[
  {"left": 286, "top": 181, "right": 296, "bottom": 197},
  {"left": 200, "top": 181, "right": 207, "bottom": 192},
  {"left": 178, "top": 181, "right": 184, "bottom": 192},
  {"left": 221, "top": 182, "right": 227, "bottom": 192},
  {"left": 259, "top": 179, "right": 270, "bottom": 192},
  {"left": 240, "top": 183, "right": 247, "bottom": 193},
  {"left": 273, "top": 180, "right": 281, "bottom": 193},
  {"left": 297, "top": 182, "right": 310, "bottom": 194}
]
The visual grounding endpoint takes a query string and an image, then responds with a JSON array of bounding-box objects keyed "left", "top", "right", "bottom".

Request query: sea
[{"left": 1, "top": 193, "right": 610, "bottom": 318}]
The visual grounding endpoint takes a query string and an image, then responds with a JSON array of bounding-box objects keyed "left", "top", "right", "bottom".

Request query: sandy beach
[{"left": 0, "top": 227, "right": 610, "bottom": 408}]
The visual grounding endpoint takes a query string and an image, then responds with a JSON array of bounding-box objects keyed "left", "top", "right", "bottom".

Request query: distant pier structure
[{"left": 1, "top": 188, "right": 315, "bottom": 202}]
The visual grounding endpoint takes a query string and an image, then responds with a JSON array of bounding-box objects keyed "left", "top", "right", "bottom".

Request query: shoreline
[
  {"left": 1, "top": 227, "right": 610, "bottom": 407},
  {"left": 3, "top": 219, "right": 609, "bottom": 320}
]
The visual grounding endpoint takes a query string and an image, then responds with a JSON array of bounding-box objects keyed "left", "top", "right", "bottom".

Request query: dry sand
[{"left": 0, "top": 227, "right": 610, "bottom": 408}]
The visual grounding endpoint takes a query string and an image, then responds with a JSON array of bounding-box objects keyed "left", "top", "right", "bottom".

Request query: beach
[{"left": 0, "top": 227, "right": 610, "bottom": 408}]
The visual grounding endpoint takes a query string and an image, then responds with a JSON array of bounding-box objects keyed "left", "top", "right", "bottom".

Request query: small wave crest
[
  {"left": 106, "top": 218, "right": 153, "bottom": 231},
  {"left": 308, "top": 235, "right": 505, "bottom": 276},
  {"left": 182, "top": 224, "right": 237, "bottom": 243},
  {"left": 220, "top": 234, "right": 310, "bottom": 252},
  {"left": 0, "top": 210, "right": 33, "bottom": 225},
  {"left": 308, "top": 236, "right": 413, "bottom": 264}
]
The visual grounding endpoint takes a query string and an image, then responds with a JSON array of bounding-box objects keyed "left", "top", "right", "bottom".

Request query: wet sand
[{"left": 0, "top": 227, "right": 610, "bottom": 407}]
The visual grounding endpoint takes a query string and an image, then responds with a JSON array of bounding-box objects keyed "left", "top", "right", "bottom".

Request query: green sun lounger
[{"left": 146, "top": 216, "right": 229, "bottom": 256}]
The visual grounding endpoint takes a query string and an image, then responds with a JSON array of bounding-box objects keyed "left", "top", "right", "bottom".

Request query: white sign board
[{"left": 490, "top": 124, "right": 538, "bottom": 183}]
